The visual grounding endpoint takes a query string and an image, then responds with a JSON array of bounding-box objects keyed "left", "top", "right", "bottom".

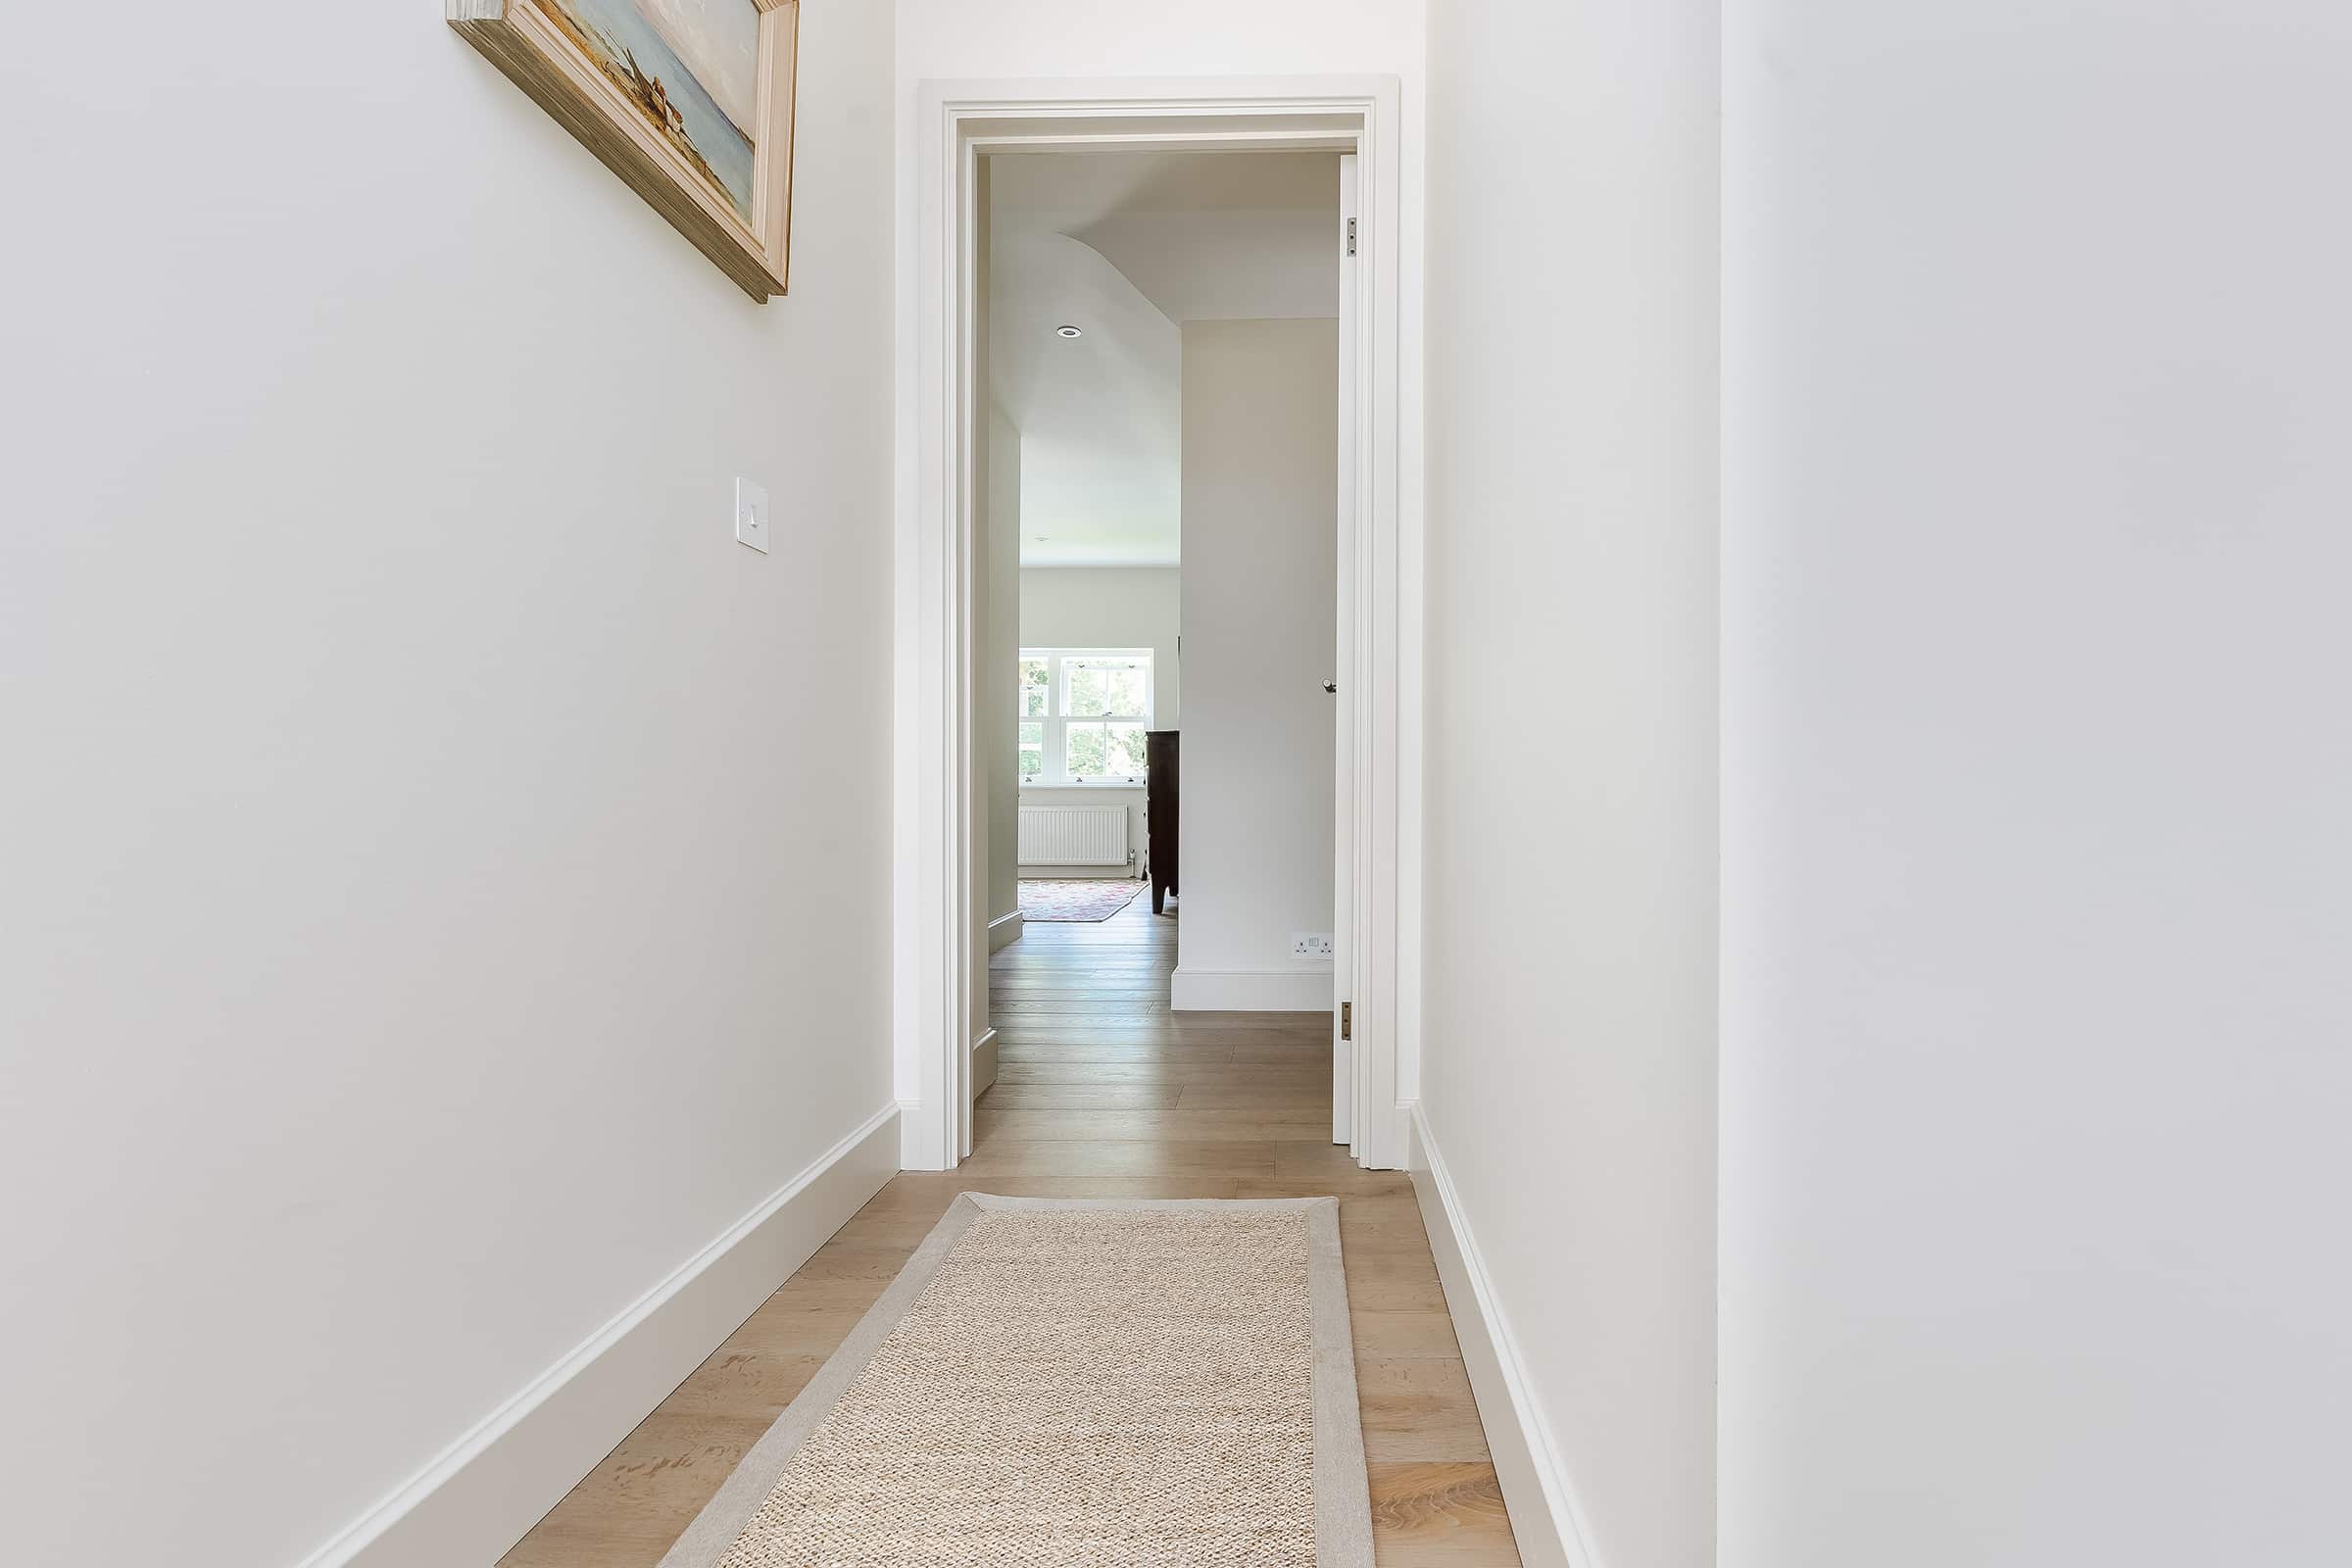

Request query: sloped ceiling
[{"left": 989, "top": 150, "right": 1342, "bottom": 565}]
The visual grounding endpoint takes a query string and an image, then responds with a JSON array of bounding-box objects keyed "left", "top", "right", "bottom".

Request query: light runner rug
[
  {"left": 1016, "top": 878, "right": 1148, "bottom": 922},
  {"left": 657, "top": 1194, "right": 1373, "bottom": 1568}
]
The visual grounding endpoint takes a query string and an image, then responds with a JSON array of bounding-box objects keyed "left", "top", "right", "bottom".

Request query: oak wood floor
[{"left": 501, "top": 892, "right": 1520, "bottom": 1566}]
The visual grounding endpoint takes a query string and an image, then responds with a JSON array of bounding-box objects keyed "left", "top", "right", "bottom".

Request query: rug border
[{"left": 651, "top": 1192, "right": 1373, "bottom": 1568}]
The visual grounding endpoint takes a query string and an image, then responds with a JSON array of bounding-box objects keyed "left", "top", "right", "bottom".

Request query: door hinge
[
  {"left": 1346, "top": 218, "right": 1357, "bottom": 257},
  {"left": 1341, "top": 1002, "right": 1351, "bottom": 1041}
]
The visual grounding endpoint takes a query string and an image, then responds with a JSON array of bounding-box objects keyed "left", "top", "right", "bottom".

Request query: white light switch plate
[{"left": 735, "top": 477, "right": 769, "bottom": 553}]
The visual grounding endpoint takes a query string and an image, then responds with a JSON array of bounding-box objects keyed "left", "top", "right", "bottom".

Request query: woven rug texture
[{"left": 657, "top": 1195, "right": 1372, "bottom": 1568}]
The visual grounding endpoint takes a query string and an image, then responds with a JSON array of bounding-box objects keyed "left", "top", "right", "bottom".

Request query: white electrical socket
[
  {"left": 1291, "top": 932, "right": 1335, "bottom": 958},
  {"left": 735, "top": 477, "right": 769, "bottom": 553}
]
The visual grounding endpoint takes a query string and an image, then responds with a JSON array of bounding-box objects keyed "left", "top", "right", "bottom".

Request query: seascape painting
[
  {"left": 534, "top": 0, "right": 761, "bottom": 222},
  {"left": 452, "top": 0, "right": 796, "bottom": 298}
]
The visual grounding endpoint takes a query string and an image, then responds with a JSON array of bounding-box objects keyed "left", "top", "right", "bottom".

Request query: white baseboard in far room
[
  {"left": 987, "top": 910, "right": 1024, "bottom": 952},
  {"left": 1168, "top": 965, "right": 1334, "bottom": 1012},
  {"left": 1409, "top": 1102, "right": 1593, "bottom": 1568},
  {"left": 293, "top": 1103, "right": 900, "bottom": 1568}
]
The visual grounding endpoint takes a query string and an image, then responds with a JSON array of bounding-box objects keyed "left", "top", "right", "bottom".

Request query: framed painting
[{"left": 450, "top": 0, "right": 798, "bottom": 300}]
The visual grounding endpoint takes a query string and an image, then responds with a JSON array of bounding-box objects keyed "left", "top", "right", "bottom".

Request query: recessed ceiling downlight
[{"left": 1054, "top": 324, "right": 1084, "bottom": 339}]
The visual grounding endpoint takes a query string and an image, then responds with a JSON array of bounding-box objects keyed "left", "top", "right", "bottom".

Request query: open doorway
[
  {"left": 971, "top": 146, "right": 1346, "bottom": 1152},
  {"left": 897, "top": 81, "right": 1414, "bottom": 1173}
]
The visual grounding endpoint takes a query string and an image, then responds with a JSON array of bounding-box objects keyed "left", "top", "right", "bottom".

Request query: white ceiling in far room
[{"left": 989, "top": 150, "right": 1342, "bottom": 567}]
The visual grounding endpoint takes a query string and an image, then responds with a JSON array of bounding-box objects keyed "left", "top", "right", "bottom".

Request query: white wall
[
  {"left": 0, "top": 6, "right": 895, "bottom": 1567},
  {"left": 970, "top": 161, "right": 1017, "bottom": 1062},
  {"left": 1420, "top": 2, "right": 1719, "bottom": 1566},
  {"left": 1721, "top": 5, "right": 2352, "bottom": 1565},
  {"left": 896, "top": 0, "right": 1425, "bottom": 111},
  {"left": 1080, "top": 206, "right": 1342, "bottom": 326},
  {"left": 984, "top": 406, "right": 1023, "bottom": 931},
  {"left": 1015, "top": 567, "right": 1179, "bottom": 877},
  {"left": 1173, "top": 320, "right": 1338, "bottom": 1011},
  {"left": 1020, "top": 567, "right": 1183, "bottom": 726}
]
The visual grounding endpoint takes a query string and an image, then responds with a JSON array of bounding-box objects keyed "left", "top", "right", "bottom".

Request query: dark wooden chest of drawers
[{"left": 1146, "top": 729, "right": 1179, "bottom": 915}]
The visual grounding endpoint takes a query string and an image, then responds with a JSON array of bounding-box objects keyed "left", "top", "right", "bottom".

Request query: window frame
[{"left": 1018, "top": 647, "right": 1153, "bottom": 785}]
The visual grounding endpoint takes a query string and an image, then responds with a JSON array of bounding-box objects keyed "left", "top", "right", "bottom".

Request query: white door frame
[
  {"left": 1332, "top": 149, "right": 1360, "bottom": 1152},
  {"left": 895, "top": 76, "right": 1419, "bottom": 1173}
]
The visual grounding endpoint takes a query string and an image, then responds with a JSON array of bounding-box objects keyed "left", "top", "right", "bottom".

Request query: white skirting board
[
  {"left": 987, "top": 910, "right": 1023, "bottom": 952},
  {"left": 293, "top": 1103, "right": 901, "bottom": 1568},
  {"left": 970, "top": 1026, "right": 999, "bottom": 1096},
  {"left": 1409, "top": 1102, "right": 1596, "bottom": 1568},
  {"left": 1168, "top": 965, "right": 1334, "bottom": 1012}
]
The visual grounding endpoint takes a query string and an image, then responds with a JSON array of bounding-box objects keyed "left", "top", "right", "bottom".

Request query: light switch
[{"left": 735, "top": 477, "right": 769, "bottom": 553}]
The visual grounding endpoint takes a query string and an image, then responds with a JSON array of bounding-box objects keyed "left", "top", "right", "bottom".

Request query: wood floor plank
[
  {"left": 498, "top": 892, "right": 1519, "bottom": 1567},
  {"left": 1348, "top": 1310, "right": 1470, "bottom": 1360},
  {"left": 1368, "top": 1462, "right": 1523, "bottom": 1565},
  {"left": 1000, "top": 1061, "right": 1331, "bottom": 1085},
  {"left": 972, "top": 1108, "right": 1339, "bottom": 1143},
  {"left": 1357, "top": 1359, "right": 1494, "bottom": 1463},
  {"left": 972, "top": 1084, "right": 1189, "bottom": 1108}
]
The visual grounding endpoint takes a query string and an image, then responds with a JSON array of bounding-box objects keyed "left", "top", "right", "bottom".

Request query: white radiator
[{"left": 1018, "top": 804, "right": 1130, "bottom": 866}]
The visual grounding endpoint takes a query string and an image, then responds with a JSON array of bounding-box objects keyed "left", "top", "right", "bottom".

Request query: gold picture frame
[{"left": 450, "top": 0, "right": 798, "bottom": 300}]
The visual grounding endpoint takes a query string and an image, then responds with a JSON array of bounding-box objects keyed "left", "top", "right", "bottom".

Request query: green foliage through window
[{"left": 1018, "top": 650, "right": 1152, "bottom": 783}]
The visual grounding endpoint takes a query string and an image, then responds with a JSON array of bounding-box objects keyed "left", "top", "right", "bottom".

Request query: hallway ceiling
[{"left": 989, "top": 149, "right": 1342, "bottom": 566}]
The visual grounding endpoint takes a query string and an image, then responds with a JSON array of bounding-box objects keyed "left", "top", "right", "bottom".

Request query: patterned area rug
[
  {"left": 656, "top": 1195, "right": 1372, "bottom": 1568},
  {"left": 1018, "top": 878, "right": 1146, "bottom": 922}
]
